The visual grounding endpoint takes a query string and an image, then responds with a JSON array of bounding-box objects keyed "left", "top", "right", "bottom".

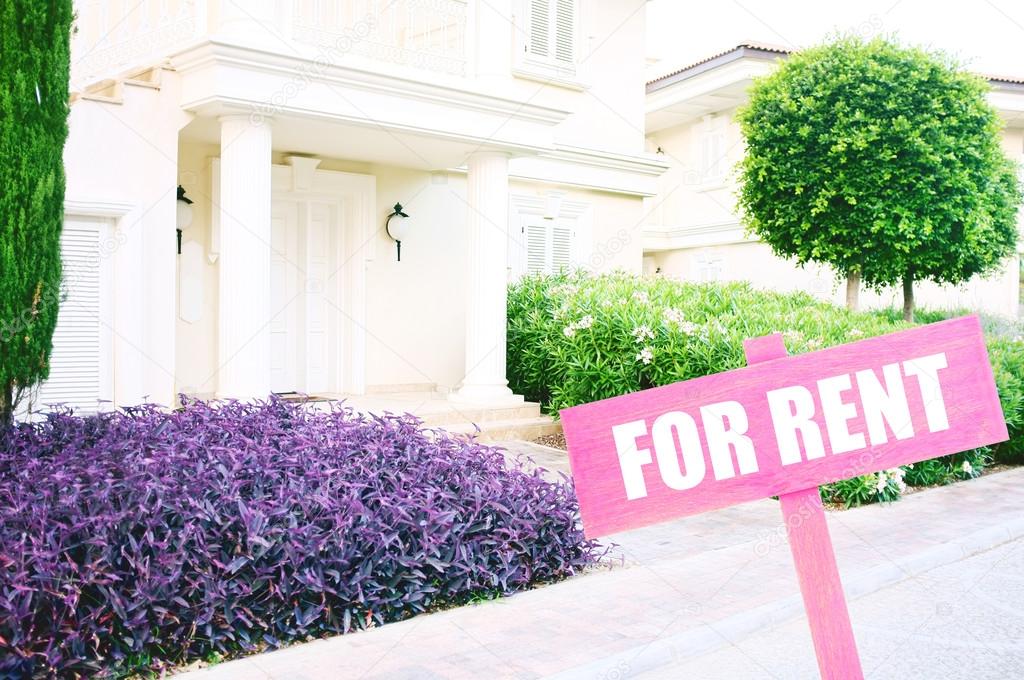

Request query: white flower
[
  {"left": 783, "top": 330, "right": 802, "bottom": 341},
  {"left": 961, "top": 461, "right": 973, "bottom": 474},
  {"left": 678, "top": 321, "right": 700, "bottom": 336},
  {"left": 562, "top": 326, "right": 576, "bottom": 338},
  {"left": 576, "top": 315, "right": 594, "bottom": 329},
  {"left": 807, "top": 338, "right": 823, "bottom": 349},
  {"left": 552, "top": 283, "right": 579, "bottom": 297},
  {"left": 875, "top": 472, "right": 888, "bottom": 493},
  {"left": 849, "top": 328, "right": 864, "bottom": 337},
  {"left": 631, "top": 325, "right": 655, "bottom": 343},
  {"left": 632, "top": 291, "right": 650, "bottom": 304},
  {"left": 663, "top": 308, "right": 686, "bottom": 324},
  {"left": 896, "top": 479, "right": 907, "bottom": 492},
  {"left": 636, "top": 346, "right": 654, "bottom": 365}
]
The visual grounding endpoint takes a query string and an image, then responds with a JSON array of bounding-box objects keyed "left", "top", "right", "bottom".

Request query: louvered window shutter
[
  {"left": 553, "top": 0, "right": 574, "bottom": 64},
  {"left": 528, "top": 0, "right": 551, "bottom": 60},
  {"left": 35, "top": 221, "right": 103, "bottom": 414},
  {"left": 551, "top": 224, "right": 572, "bottom": 273},
  {"left": 525, "top": 221, "right": 575, "bottom": 275},
  {"left": 526, "top": 0, "right": 575, "bottom": 68},
  {"left": 526, "top": 222, "right": 548, "bottom": 274}
]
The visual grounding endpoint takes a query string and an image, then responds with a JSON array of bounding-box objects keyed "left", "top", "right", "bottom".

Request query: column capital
[
  {"left": 219, "top": 113, "right": 273, "bottom": 127},
  {"left": 466, "top": 150, "right": 512, "bottom": 163}
]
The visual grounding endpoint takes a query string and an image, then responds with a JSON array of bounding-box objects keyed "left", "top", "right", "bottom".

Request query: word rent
[{"left": 612, "top": 353, "right": 949, "bottom": 500}]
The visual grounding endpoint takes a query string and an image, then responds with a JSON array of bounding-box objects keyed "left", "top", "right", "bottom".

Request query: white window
[
  {"left": 699, "top": 114, "right": 727, "bottom": 184},
  {"left": 510, "top": 192, "right": 592, "bottom": 278},
  {"left": 521, "top": 0, "right": 577, "bottom": 75},
  {"left": 30, "top": 216, "right": 113, "bottom": 416},
  {"left": 693, "top": 252, "right": 725, "bottom": 282},
  {"left": 525, "top": 220, "right": 574, "bottom": 275}
]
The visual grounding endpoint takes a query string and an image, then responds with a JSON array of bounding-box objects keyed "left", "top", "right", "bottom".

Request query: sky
[{"left": 646, "top": 0, "right": 1024, "bottom": 80}]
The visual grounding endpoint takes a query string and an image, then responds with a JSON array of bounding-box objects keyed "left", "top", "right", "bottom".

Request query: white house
[
  {"left": 43, "top": 0, "right": 665, "bottom": 425},
  {"left": 642, "top": 43, "right": 1024, "bottom": 317}
]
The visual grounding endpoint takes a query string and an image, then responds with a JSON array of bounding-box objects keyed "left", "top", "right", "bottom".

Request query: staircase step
[
  {"left": 438, "top": 416, "right": 561, "bottom": 443},
  {"left": 418, "top": 403, "right": 542, "bottom": 426}
]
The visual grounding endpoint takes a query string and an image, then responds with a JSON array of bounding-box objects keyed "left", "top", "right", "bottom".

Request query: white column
[
  {"left": 217, "top": 115, "right": 273, "bottom": 398},
  {"left": 452, "top": 152, "right": 522, "bottom": 404}
]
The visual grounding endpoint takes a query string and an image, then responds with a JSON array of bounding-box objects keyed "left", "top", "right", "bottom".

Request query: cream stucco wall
[
  {"left": 174, "top": 142, "right": 221, "bottom": 396},
  {"left": 175, "top": 142, "right": 646, "bottom": 395},
  {"left": 63, "top": 75, "right": 192, "bottom": 408}
]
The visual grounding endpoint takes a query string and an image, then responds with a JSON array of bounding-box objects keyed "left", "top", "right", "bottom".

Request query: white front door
[
  {"left": 269, "top": 200, "right": 336, "bottom": 395},
  {"left": 270, "top": 201, "right": 300, "bottom": 392}
]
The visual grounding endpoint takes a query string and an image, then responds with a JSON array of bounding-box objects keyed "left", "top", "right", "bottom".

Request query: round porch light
[
  {"left": 385, "top": 202, "right": 411, "bottom": 261},
  {"left": 176, "top": 185, "right": 194, "bottom": 255}
]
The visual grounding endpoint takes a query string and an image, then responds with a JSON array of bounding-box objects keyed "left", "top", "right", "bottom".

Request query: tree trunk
[
  {"left": 845, "top": 270, "right": 861, "bottom": 311},
  {"left": 902, "top": 273, "right": 915, "bottom": 323},
  {"left": 1, "top": 380, "right": 13, "bottom": 429}
]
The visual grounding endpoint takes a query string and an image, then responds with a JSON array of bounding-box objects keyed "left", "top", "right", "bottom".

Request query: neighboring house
[
  {"left": 643, "top": 43, "right": 1024, "bottom": 318},
  {"left": 43, "top": 0, "right": 664, "bottom": 415}
]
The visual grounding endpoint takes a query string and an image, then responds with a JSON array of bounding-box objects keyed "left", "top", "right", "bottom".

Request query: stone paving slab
[
  {"left": 180, "top": 456, "right": 1024, "bottom": 680},
  {"left": 632, "top": 538, "right": 1024, "bottom": 679}
]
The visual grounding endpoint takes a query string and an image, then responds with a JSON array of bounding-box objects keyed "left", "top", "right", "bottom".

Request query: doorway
[{"left": 267, "top": 163, "right": 374, "bottom": 396}]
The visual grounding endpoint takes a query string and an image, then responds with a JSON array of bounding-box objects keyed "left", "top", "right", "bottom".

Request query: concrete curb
[{"left": 544, "top": 515, "right": 1024, "bottom": 680}]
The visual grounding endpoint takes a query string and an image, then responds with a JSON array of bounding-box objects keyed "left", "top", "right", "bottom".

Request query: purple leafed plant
[{"left": 0, "top": 397, "right": 600, "bottom": 676}]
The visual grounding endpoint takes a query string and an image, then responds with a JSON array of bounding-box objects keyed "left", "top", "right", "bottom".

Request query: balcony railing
[
  {"left": 72, "top": 0, "right": 203, "bottom": 85},
  {"left": 71, "top": 0, "right": 469, "bottom": 86},
  {"left": 291, "top": 0, "right": 468, "bottom": 76}
]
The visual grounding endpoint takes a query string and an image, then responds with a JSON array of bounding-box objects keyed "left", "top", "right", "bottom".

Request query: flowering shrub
[
  {"left": 0, "top": 398, "right": 600, "bottom": 676},
  {"left": 508, "top": 271, "right": 1023, "bottom": 504}
]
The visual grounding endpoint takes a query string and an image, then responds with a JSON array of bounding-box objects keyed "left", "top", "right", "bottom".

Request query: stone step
[
  {"left": 417, "top": 402, "right": 543, "bottom": 426},
  {"left": 438, "top": 416, "right": 561, "bottom": 443}
]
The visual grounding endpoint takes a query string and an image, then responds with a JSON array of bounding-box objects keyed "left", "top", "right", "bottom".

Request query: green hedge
[{"left": 508, "top": 271, "right": 1022, "bottom": 506}]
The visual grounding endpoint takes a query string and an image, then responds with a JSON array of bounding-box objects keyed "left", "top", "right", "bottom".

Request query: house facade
[
  {"left": 44, "top": 0, "right": 664, "bottom": 414},
  {"left": 642, "top": 44, "right": 1024, "bottom": 318}
]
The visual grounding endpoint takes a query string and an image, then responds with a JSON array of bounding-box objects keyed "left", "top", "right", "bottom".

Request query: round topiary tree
[
  {"left": 0, "top": 0, "right": 73, "bottom": 425},
  {"left": 737, "top": 36, "right": 1022, "bottom": 321}
]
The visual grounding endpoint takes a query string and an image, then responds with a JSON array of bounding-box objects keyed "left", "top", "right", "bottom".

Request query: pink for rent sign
[{"left": 560, "top": 315, "right": 1007, "bottom": 679}]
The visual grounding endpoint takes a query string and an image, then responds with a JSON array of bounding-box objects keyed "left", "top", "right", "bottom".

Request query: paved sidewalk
[
  {"left": 634, "top": 537, "right": 1024, "bottom": 679},
  {"left": 181, "top": 458, "right": 1024, "bottom": 680}
]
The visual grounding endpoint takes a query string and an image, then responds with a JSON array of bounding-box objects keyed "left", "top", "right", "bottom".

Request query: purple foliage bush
[{"left": 0, "top": 398, "right": 599, "bottom": 676}]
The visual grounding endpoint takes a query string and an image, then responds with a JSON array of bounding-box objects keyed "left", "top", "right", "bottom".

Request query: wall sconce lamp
[
  {"left": 385, "top": 202, "right": 412, "bottom": 261},
  {"left": 176, "top": 185, "right": 194, "bottom": 255}
]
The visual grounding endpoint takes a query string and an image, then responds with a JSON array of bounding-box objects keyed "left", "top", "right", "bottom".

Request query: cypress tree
[{"left": 0, "top": 1, "right": 74, "bottom": 424}]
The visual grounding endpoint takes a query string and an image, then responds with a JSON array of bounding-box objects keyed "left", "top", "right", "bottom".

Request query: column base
[{"left": 449, "top": 384, "right": 524, "bottom": 406}]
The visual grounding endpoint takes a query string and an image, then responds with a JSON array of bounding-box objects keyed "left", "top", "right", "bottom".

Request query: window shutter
[
  {"left": 525, "top": 222, "right": 548, "bottom": 274},
  {"left": 35, "top": 221, "right": 103, "bottom": 414},
  {"left": 526, "top": 0, "right": 575, "bottom": 68},
  {"left": 551, "top": 224, "right": 572, "bottom": 273},
  {"left": 553, "top": 0, "right": 574, "bottom": 64},
  {"left": 524, "top": 221, "right": 575, "bottom": 275},
  {"left": 527, "top": 0, "right": 551, "bottom": 59},
  {"left": 700, "top": 116, "right": 726, "bottom": 181}
]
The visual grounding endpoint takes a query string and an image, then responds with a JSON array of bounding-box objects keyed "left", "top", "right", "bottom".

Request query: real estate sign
[
  {"left": 561, "top": 315, "right": 1006, "bottom": 537},
  {"left": 560, "top": 315, "right": 1007, "bottom": 680}
]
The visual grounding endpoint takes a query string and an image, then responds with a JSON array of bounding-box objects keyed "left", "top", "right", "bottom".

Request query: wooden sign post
[{"left": 559, "top": 316, "right": 1008, "bottom": 679}]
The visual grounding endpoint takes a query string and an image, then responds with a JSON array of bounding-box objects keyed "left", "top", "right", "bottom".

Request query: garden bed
[{"left": 0, "top": 398, "right": 600, "bottom": 677}]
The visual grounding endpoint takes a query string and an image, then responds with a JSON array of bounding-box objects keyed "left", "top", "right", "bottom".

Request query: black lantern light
[
  {"left": 385, "top": 202, "right": 412, "bottom": 261},
  {"left": 175, "top": 185, "right": 194, "bottom": 254}
]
